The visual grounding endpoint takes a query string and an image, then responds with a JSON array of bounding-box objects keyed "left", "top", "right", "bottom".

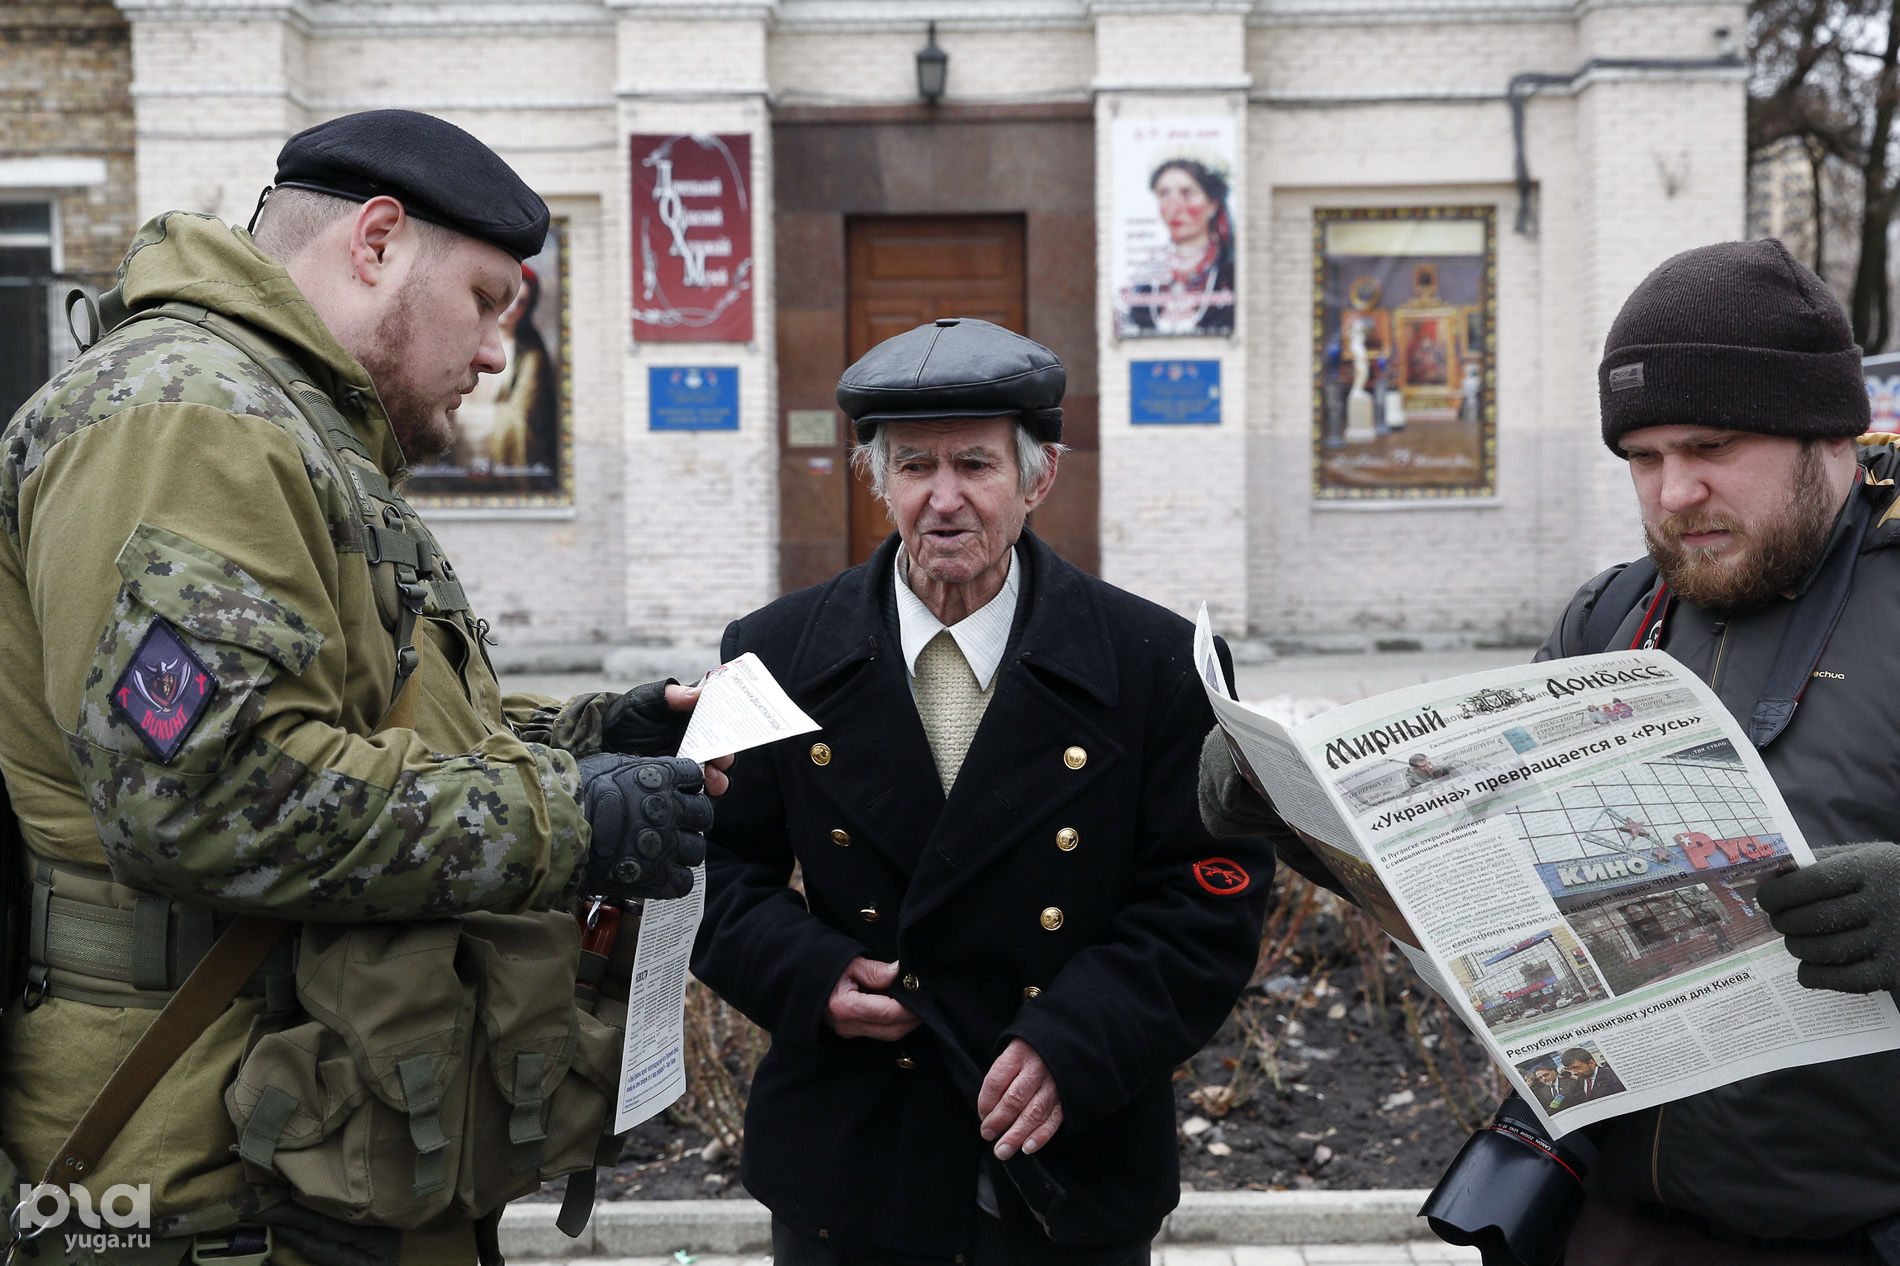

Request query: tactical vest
[{"left": 6, "top": 297, "right": 628, "bottom": 1264}]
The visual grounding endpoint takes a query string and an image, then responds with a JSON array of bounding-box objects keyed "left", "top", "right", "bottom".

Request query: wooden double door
[{"left": 845, "top": 215, "right": 1027, "bottom": 566}]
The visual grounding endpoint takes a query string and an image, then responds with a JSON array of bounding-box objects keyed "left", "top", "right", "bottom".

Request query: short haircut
[
  {"left": 251, "top": 186, "right": 455, "bottom": 262},
  {"left": 850, "top": 420, "right": 1065, "bottom": 500},
  {"left": 1560, "top": 1047, "right": 1594, "bottom": 1067}
]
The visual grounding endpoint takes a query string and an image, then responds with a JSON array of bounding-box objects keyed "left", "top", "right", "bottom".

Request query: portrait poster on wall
[
  {"left": 1112, "top": 115, "right": 1238, "bottom": 339},
  {"left": 630, "top": 133, "right": 754, "bottom": 344},
  {"left": 1311, "top": 207, "right": 1497, "bottom": 500},
  {"left": 409, "top": 217, "right": 570, "bottom": 507}
]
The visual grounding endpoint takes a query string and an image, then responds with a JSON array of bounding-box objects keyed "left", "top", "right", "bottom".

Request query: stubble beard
[
  {"left": 1644, "top": 442, "right": 1839, "bottom": 613},
  {"left": 358, "top": 287, "right": 455, "bottom": 463}
]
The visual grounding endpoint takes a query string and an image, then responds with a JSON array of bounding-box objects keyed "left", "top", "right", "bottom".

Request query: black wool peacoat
[{"left": 691, "top": 530, "right": 1274, "bottom": 1261}]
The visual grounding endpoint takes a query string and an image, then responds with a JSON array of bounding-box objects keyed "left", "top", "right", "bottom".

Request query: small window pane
[
  {"left": 0, "top": 204, "right": 52, "bottom": 236},
  {"left": 0, "top": 245, "right": 52, "bottom": 280},
  {"left": 0, "top": 282, "right": 51, "bottom": 422}
]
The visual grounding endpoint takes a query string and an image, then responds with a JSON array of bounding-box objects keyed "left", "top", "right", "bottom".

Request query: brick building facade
[
  {"left": 0, "top": 0, "right": 136, "bottom": 421},
  {"left": 35, "top": 0, "right": 1747, "bottom": 647}
]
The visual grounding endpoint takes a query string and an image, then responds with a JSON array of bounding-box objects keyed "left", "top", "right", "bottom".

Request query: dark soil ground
[{"left": 535, "top": 883, "right": 1500, "bottom": 1204}]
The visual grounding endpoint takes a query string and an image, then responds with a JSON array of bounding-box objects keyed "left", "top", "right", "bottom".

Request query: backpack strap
[
  {"left": 1, "top": 772, "right": 27, "bottom": 1011},
  {"left": 1581, "top": 557, "right": 1659, "bottom": 654},
  {"left": 14, "top": 917, "right": 288, "bottom": 1208}
]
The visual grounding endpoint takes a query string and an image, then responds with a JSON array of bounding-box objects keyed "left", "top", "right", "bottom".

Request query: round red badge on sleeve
[{"left": 1193, "top": 857, "right": 1251, "bottom": 896}]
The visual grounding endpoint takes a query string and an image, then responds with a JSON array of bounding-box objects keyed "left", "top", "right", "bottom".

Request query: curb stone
[
  {"left": 500, "top": 1191, "right": 1436, "bottom": 1258},
  {"left": 485, "top": 636, "right": 1542, "bottom": 684}
]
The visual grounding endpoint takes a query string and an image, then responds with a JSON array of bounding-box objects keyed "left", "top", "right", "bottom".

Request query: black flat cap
[
  {"left": 271, "top": 110, "right": 549, "bottom": 261},
  {"left": 837, "top": 317, "right": 1065, "bottom": 443}
]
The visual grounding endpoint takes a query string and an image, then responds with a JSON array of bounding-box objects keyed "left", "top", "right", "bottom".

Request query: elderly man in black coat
[{"left": 691, "top": 318, "right": 1273, "bottom": 1265}]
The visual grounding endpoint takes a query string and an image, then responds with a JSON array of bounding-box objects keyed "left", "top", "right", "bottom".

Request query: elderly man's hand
[
  {"left": 824, "top": 957, "right": 920, "bottom": 1041},
  {"left": 977, "top": 1038, "right": 1063, "bottom": 1160},
  {"left": 599, "top": 679, "right": 732, "bottom": 795},
  {"left": 663, "top": 682, "right": 733, "bottom": 796}
]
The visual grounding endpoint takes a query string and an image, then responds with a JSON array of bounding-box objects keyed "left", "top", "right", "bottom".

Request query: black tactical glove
[
  {"left": 1757, "top": 842, "right": 1900, "bottom": 993},
  {"left": 576, "top": 753, "right": 711, "bottom": 902},
  {"left": 600, "top": 679, "right": 690, "bottom": 757}
]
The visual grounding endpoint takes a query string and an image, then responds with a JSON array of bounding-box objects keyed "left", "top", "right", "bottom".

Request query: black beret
[
  {"left": 837, "top": 317, "right": 1065, "bottom": 443},
  {"left": 271, "top": 110, "right": 549, "bottom": 261}
]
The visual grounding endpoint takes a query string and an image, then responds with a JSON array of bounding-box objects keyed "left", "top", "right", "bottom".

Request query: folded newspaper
[
  {"left": 615, "top": 652, "right": 819, "bottom": 1133},
  {"left": 1195, "top": 607, "right": 1900, "bottom": 1137}
]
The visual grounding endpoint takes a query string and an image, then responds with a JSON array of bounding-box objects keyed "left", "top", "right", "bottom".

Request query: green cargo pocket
[
  {"left": 75, "top": 522, "right": 322, "bottom": 779},
  {"left": 227, "top": 912, "right": 620, "bottom": 1228},
  {"left": 225, "top": 920, "right": 472, "bottom": 1229},
  {"left": 457, "top": 910, "right": 620, "bottom": 1213}
]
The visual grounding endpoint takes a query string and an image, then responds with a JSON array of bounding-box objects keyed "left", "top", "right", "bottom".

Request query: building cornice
[
  {"left": 116, "top": 0, "right": 613, "bottom": 34},
  {"left": 1087, "top": 0, "right": 1252, "bottom": 13},
  {"left": 603, "top": 0, "right": 774, "bottom": 15},
  {"left": 1094, "top": 77, "right": 1254, "bottom": 93},
  {"left": 113, "top": 0, "right": 1748, "bottom": 35},
  {"left": 1250, "top": 0, "right": 1740, "bottom": 25},
  {"left": 770, "top": 0, "right": 1088, "bottom": 30}
]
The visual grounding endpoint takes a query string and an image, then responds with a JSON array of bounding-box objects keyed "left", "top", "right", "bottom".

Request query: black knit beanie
[{"left": 1599, "top": 238, "right": 1869, "bottom": 455}]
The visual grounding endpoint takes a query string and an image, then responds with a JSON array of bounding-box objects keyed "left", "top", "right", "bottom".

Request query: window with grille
[{"left": 0, "top": 202, "right": 56, "bottom": 423}]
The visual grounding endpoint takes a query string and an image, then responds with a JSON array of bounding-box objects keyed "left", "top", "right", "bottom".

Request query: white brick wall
[
  {"left": 616, "top": 22, "right": 778, "bottom": 643},
  {"left": 769, "top": 28, "right": 1094, "bottom": 103},
  {"left": 1095, "top": 13, "right": 1250, "bottom": 85},
  {"left": 1249, "top": 20, "right": 1577, "bottom": 98},
  {"left": 1096, "top": 88, "right": 1252, "bottom": 628},
  {"left": 618, "top": 17, "right": 767, "bottom": 93},
  {"left": 117, "top": 0, "right": 1749, "bottom": 649},
  {"left": 1231, "top": 0, "right": 1743, "bottom": 643}
]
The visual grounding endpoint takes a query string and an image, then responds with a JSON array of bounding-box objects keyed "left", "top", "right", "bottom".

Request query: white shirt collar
[{"left": 894, "top": 548, "right": 1020, "bottom": 692}]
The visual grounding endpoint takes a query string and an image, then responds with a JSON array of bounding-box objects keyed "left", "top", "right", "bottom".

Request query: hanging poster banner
[
  {"left": 630, "top": 133, "right": 754, "bottom": 343},
  {"left": 1312, "top": 207, "right": 1497, "bottom": 500},
  {"left": 410, "top": 216, "right": 570, "bottom": 506},
  {"left": 1112, "top": 116, "right": 1238, "bottom": 339}
]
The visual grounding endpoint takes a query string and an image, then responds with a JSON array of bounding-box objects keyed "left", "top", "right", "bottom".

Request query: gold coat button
[
  {"left": 901, "top": 973, "right": 920, "bottom": 992},
  {"left": 895, "top": 1054, "right": 917, "bottom": 1071},
  {"left": 1055, "top": 828, "right": 1079, "bottom": 852},
  {"left": 811, "top": 742, "right": 832, "bottom": 766},
  {"left": 1021, "top": 985, "right": 1042, "bottom": 1000},
  {"left": 1062, "top": 746, "right": 1087, "bottom": 770},
  {"left": 1039, "top": 907, "right": 1064, "bottom": 932},
  {"left": 859, "top": 904, "right": 880, "bottom": 923},
  {"left": 830, "top": 828, "right": 851, "bottom": 847}
]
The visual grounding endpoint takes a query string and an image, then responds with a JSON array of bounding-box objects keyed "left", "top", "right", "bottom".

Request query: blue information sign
[
  {"left": 649, "top": 366, "right": 739, "bottom": 431},
  {"left": 1130, "top": 359, "right": 1221, "bottom": 425}
]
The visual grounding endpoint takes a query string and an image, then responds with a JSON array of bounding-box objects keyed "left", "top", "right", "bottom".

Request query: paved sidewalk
[
  {"left": 509, "top": 1249, "right": 1478, "bottom": 1266},
  {"left": 500, "top": 1192, "right": 1480, "bottom": 1264},
  {"left": 498, "top": 643, "right": 1530, "bottom": 710}
]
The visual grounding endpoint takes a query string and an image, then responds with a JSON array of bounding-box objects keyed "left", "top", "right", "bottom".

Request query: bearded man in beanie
[
  {"left": 1202, "top": 238, "right": 1900, "bottom": 1261},
  {"left": 0, "top": 111, "right": 724, "bottom": 1265},
  {"left": 691, "top": 318, "right": 1272, "bottom": 1265},
  {"left": 1547, "top": 241, "right": 1900, "bottom": 1261}
]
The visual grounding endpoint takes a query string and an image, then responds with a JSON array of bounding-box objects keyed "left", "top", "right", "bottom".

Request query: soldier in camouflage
[{"left": 0, "top": 111, "right": 718, "bottom": 1265}]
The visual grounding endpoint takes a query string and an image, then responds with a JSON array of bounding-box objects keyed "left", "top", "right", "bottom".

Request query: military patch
[
  {"left": 110, "top": 619, "right": 218, "bottom": 763},
  {"left": 1193, "top": 857, "right": 1252, "bottom": 897}
]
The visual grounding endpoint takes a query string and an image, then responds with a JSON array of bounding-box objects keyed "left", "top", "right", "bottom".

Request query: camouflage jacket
[
  {"left": 0, "top": 211, "right": 586, "bottom": 916},
  {"left": 0, "top": 213, "right": 618, "bottom": 1240}
]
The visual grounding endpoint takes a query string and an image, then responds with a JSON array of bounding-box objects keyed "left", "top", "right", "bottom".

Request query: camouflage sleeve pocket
[{"left": 76, "top": 523, "right": 324, "bottom": 773}]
